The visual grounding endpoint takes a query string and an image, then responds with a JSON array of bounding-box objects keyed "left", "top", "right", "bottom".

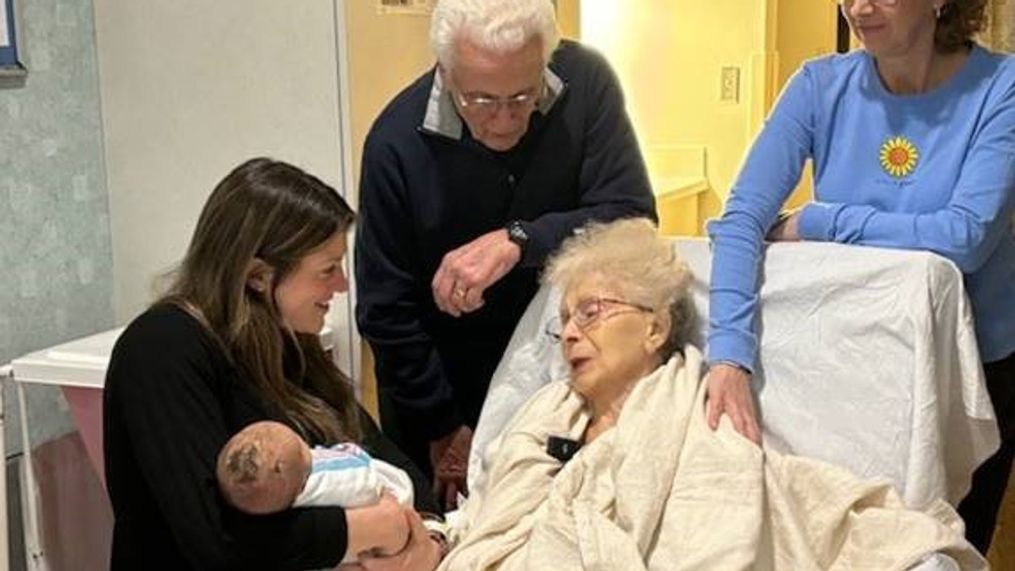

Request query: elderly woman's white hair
[
  {"left": 544, "top": 218, "right": 696, "bottom": 360},
  {"left": 430, "top": 0, "right": 561, "bottom": 69}
]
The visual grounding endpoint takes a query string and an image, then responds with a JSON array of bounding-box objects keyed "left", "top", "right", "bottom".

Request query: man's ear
[{"left": 245, "top": 258, "right": 274, "bottom": 293}]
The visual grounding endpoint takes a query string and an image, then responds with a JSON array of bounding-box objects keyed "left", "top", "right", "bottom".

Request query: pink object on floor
[{"left": 62, "top": 386, "right": 105, "bottom": 487}]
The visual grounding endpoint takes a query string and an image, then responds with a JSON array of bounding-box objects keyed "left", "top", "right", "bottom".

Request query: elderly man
[{"left": 355, "top": 0, "right": 655, "bottom": 507}]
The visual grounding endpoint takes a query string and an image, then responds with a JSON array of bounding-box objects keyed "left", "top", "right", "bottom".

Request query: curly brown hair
[{"left": 935, "top": 0, "right": 988, "bottom": 53}]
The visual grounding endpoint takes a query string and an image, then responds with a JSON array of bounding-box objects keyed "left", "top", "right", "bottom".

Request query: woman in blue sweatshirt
[{"left": 706, "top": 0, "right": 1014, "bottom": 553}]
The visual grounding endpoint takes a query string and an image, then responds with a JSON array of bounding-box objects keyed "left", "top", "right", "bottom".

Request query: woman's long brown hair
[{"left": 160, "top": 157, "right": 361, "bottom": 443}]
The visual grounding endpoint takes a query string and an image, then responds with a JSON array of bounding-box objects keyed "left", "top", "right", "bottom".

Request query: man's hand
[
  {"left": 705, "top": 363, "right": 762, "bottom": 445},
  {"left": 431, "top": 229, "right": 522, "bottom": 317},
  {"left": 767, "top": 210, "right": 801, "bottom": 242},
  {"left": 429, "top": 425, "right": 472, "bottom": 510}
]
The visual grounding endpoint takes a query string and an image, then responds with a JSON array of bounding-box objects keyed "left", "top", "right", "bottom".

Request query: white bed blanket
[
  {"left": 444, "top": 349, "right": 985, "bottom": 571},
  {"left": 469, "top": 240, "right": 1000, "bottom": 510}
]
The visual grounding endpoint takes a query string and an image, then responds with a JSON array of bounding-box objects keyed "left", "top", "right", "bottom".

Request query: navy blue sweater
[{"left": 355, "top": 40, "right": 655, "bottom": 440}]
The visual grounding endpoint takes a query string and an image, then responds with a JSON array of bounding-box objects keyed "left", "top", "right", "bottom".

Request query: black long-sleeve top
[
  {"left": 355, "top": 40, "right": 656, "bottom": 440},
  {"left": 103, "top": 304, "right": 434, "bottom": 570}
]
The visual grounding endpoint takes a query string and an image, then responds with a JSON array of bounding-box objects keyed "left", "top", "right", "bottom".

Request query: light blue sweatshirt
[{"left": 708, "top": 45, "right": 1015, "bottom": 369}]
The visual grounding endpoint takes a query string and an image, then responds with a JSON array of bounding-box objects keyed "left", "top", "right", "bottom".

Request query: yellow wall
[
  {"left": 774, "top": 0, "right": 839, "bottom": 208},
  {"left": 557, "top": 0, "right": 581, "bottom": 38},
  {"left": 344, "top": 4, "right": 434, "bottom": 195},
  {"left": 775, "top": 0, "right": 838, "bottom": 92},
  {"left": 581, "top": 0, "right": 768, "bottom": 234},
  {"left": 344, "top": 3, "right": 433, "bottom": 417},
  {"left": 579, "top": 1, "right": 841, "bottom": 233}
]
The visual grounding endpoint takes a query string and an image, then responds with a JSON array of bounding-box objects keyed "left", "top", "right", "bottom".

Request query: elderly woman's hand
[
  {"left": 705, "top": 364, "right": 762, "bottom": 445},
  {"left": 358, "top": 508, "right": 443, "bottom": 571}
]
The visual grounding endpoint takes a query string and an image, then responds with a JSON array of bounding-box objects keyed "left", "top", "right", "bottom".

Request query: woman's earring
[
  {"left": 245, "top": 259, "right": 274, "bottom": 295},
  {"left": 935, "top": 4, "right": 943, "bottom": 19}
]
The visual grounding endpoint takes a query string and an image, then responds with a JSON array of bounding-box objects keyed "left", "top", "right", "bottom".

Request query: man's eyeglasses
[
  {"left": 545, "top": 297, "right": 654, "bottom": 343},
  {"left": 453, "top": 82, "right": 545, "bottom": 118},
  {"left": 835, "top": 0, "right": 900, "bottom": 7}
]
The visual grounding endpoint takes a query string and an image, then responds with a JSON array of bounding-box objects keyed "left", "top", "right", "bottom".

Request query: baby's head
[{"left": 216, "top": 420, "right": 312, "bottom": 514}]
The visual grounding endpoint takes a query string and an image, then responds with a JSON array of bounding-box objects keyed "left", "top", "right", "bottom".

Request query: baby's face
[
  {"left": 273, "top": 430, "right": 313, "bottom": 502},
  {"left": 259, "top": 423, "right": 313, "bottom": 507}
]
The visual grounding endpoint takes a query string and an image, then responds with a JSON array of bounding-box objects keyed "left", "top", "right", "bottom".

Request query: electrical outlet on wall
[{"left": 720, "top": 66, "right": 740, "bottom": 103}]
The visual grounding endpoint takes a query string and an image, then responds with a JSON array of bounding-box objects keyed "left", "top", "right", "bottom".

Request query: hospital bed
[{"left": 468, "top": 238, "right": 999, "bottom": 570}]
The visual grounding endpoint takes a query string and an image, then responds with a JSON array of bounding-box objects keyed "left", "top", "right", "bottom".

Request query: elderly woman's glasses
[
  {"left": 454, "top": 82, "right": 545, "bottom": 118},
  {"left": 835, "top": 0, "right": 900, "bottom": 7},
  {"left": 545, "top": 297, "right": 654, "bottom": 343}
]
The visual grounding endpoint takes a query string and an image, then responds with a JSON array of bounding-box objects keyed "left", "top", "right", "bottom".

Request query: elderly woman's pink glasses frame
[{"left": 545, "top": 297, "right": 654, "bottom": 343}]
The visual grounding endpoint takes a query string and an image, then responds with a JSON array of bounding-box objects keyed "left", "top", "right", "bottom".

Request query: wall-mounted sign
[
  {"left": 378, "top": 0, "right": 433, "bottom": 16},
  {"left": 1, "top": 0, "right": 27, "bottom": 80},
  {"left": 0, "top": 0, "right": 11, "bottom": 49}
]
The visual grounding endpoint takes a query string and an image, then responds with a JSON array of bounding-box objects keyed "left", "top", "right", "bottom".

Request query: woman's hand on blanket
[
  {"left": 705, "top": 364, "right": 762, "bottom": 445},
  {"left": 430, "top": 425, "right": 472, "bottom": 510},
  {"left": 359, "top": 509, "right": 443, "bottom": 571}
]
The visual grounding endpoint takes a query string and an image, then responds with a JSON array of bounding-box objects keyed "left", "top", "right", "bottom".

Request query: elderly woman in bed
[
  {"left": 542, "top": 219, "right": 695, "bottom": 446},
  {"left": 438, "top": 218, "right": 983, "bottom": 571}
]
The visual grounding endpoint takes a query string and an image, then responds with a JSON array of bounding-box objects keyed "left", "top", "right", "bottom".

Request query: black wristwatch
[{"left": 505, "top": 220, "right": 529, "bottom": 257}]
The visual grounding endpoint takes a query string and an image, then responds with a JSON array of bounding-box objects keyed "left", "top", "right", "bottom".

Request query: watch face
[{"left": 508, "top": 222, "right": 528, "bottom": 244}]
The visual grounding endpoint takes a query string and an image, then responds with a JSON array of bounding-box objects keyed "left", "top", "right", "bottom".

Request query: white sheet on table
[{"left": 468, "top": 239, "right": 999, "bottom": 509}]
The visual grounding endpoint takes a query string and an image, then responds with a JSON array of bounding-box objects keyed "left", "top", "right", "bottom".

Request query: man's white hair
[{"left": 430, "top": 0, "right": 561, "bottom": 69}]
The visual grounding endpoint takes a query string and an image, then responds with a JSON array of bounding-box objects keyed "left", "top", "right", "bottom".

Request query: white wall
[{"left": 92, "top": 0, "right": 356, "bottom": 374}]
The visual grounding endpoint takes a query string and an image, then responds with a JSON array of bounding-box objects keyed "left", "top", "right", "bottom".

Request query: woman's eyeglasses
[{"left": 545, "top": 297, "right": 654, "bottom": 343}]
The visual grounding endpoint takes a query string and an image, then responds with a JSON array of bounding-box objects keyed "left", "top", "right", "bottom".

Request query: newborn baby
[{"left": 216, "top": 420, "right": 415, "bottom": 560}]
